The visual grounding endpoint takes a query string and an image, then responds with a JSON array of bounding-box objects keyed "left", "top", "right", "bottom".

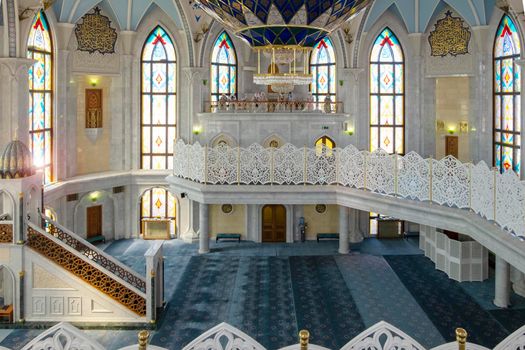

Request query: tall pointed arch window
[
  {"left": 27, "top": 11, "right": 53, "bottom": 183},
  {"left": 310, "top": 37, "right": 336, "bottom": 103},
  {"left": 141, "top": 26, "right": 177, "bottom": 170},
  {"left": 211, "top": 32, "right": 237, "bottom": 102},
  {"left": 369, "top": 28, "right": 404, "bottom": 154},
  {"left": 494, "top": 15, "right": 521, "bottom": 174}
]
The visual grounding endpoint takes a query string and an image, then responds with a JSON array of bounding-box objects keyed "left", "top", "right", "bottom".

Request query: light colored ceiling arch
[
  {"left": 52, "top": 0, "right": 184, "bottom": 30},
  {"left": 365, "top": 0, "right": 496, "bottom": 33}
]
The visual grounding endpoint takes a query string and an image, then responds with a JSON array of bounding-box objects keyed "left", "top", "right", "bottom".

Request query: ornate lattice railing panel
[
  {"left": 340, "top": 321, "right": 425, "bottom": 350},
  {"left": 431, "top": 156, "right": 469, "bottom": 208},
  {"left": 273, "top": 144, "right": 304, "bottom": 185},
  {"left": 46, "top": 220, "right": 146, "bottom": 293},
  {"left": 0, "top": 224, "right": 13, "bottom": 243},
  {"left": 240, "top": 144, "right": 271, "bottom": 185},
  {"left": 182, "top": 322, "right": 266, "bottom": 350},
  {"left": 338, "top": 145, "right": 365, "bottom": 188},
  {"left": 27, "top": 226, "right": 146, "bottom": 316},
  {"left": 471, "top": 161, "right": 494, "bottom": 221},
  {"left": 366, "top": 150, "right": 395, "bottom": 195},
  {"left": 207, "top": 144, "right": 238, "bottom": 184},
  {"left": 398, "top": 152, "right": 430, "bottom": 201},
  {"left": 21, "top": 322, "right": 105, "bottom": 350},
  {"left": 495, "top": 172, "right": 525, "bottom": 237},
  {"left": 494, "top": 324, "right": 525, "bottom": 350},
  {"left": 306, "top": 146, "right": 336, "bottom": 185},
  {"left": 171, "top": 141, "right": 525, "bottom": 239}
]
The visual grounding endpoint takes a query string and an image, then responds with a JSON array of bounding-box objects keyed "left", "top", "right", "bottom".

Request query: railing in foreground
[
  {"left": 204, "top": 100, "right": 344, "bottom": 114},
  {"left": 43, "top": 216, "right": 147, "bottom": 293},
  {"left": 17, "top": 320, "right": 525, "bottom": 350},
  {"left": 27, "top": 222, "right": 146, "bottom": 316},
  {"left": 173, "top": 141, "right": 525, "bottom": 239}
]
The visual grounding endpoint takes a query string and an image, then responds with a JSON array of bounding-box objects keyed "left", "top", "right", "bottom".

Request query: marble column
[
  {"left": 494, "top": 256, "right": 511, "bottom": 308},
  {"left": 339, "top": 206, "right": 349, "bottom": 254},
  {"left": 181, "top": 199, "right": 200, "bottom": 242},
  {"left": 511, "top": 267, "right": 525, "bottom": 298},
  {"left": 198, "top": 203, "right": 210, "bottom": 254}
]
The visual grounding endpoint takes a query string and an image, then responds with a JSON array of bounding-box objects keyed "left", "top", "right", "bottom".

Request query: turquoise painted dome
[
  {"left": 0, "top": 140, "right": 34, "bottom": 179},
  {"left": 196, "top": 0, "right": 371, "bottom": 47}
]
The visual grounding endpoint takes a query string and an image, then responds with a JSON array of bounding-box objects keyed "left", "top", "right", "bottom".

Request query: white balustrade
[{"left": 172, "top": 140, "right": 525, "bottom": 239}]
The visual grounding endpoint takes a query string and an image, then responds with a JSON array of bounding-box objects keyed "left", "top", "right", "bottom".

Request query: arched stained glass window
[
  {"left": 211, "top": 32, "right": 237, "bottom": 102},
  {"left": 141, "top": 26, "right": 177, "bottom": 170},
  {"left": 315, "top": 136, "right": 335, "bottom": 156},
  {"left": 369, "top": 28, "right": 404, "bottom": 154},
  {"left": 140, "top": 188, "right": 176, "bottom": 237},
  {"left": 494, "top": 15, "right": 521, "bottom": 174},
  {"left": 310, "top": 37, "right": 336, "bottom": 103},
  {"left": 27, "top": 10, "right": 53, "bottom": 184}
]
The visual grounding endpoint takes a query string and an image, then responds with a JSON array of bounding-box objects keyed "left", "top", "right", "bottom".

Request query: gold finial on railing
[
  {"left": 299, "top": 330, "right": 310, "bottom": 350},
  {"left": 138, "top": 330, "right": 150, "bottom": 350},
  {"left": 456, "top": 328, "right": 467, "bottom": 350}
]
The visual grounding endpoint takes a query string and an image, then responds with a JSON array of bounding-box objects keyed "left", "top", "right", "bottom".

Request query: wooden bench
[
  {"left": 87, "top": 235, "right": 106, "bottom": 244},
  {"left": 216, "top": 233, "right": 241, "bottom": 243},
  {"left": 317, "top": 233, "right": 339, "bottom": 242},
  {"left": 0, "top": 304, "right": 13, "bottom": 323}
]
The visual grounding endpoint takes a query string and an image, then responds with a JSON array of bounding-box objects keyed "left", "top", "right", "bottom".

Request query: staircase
[{"left": 26, "top": 219, "right": 147, "bottom": 317}]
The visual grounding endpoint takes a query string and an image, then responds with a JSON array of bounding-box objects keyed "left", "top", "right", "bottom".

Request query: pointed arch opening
[
  {"left": 27, "top": 10, "right": 54, "bottom": 184},
  {"left": 140, "top": 187, "right": 176, "bottom": 238},
  {"left": 369, "top": 27, "right": 405, "bottom": 155},
  {"left": 211, "top": 31, "right": 237, "bottom": 103},
  {"left": 310, "top": 37, "right": 336, "bottom": 104},
  {"left": 141, "top": 26, "right": 177, "bottom": 170},
  {"left": 494, "top": 15, "right": 521, "bottom": 174}
]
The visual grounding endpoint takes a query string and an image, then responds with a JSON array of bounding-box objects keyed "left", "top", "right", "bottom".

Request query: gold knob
[
  {"left": 138, "top": 330, "right": 150, "bottom": 350},
  {"left": 456, "top": 328, "right": 467, "bottom": 350},
  {"left": 299, "top": 330, "right": 310, "bottom": 350}
]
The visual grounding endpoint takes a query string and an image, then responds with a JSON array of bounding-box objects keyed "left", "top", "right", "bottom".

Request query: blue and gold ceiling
[{"left": 196, "top": 0, "right": 372, "bottom": 47}]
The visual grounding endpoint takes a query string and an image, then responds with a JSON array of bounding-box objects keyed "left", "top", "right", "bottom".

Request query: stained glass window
[
  {"left": 211, "top": 31, "right": 237, "bottom": 103},
  {"left": 141, "top": 26, "right": 177, "bottom": 170},
  {"left": 310, "top": 37, "right": 336, "bottom": 103},
  {"left": 494, "top": 15, "right": 521, "bottom": 174},
  {"left": 315, "top": 136, "right": 335, "bottom": 156},
  {"left": 27, "top": 11, "right": 53, "bottom": 184},
  {"left": 369, "top": 28, "right": 404, "bottom": 155},
  {"left": 140, "top": 188, "right": 176, "bottom": 237}
]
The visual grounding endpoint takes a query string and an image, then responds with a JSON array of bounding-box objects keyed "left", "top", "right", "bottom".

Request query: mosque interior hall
[{"left": 1, "top": 0, "right": 525, "bottom": 349}]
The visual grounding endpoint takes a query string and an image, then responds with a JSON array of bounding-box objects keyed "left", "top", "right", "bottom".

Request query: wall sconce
[
  {"left": 202, "top": 79, "right": 208, "bottom": 86},
  {"left": 192, "top": 125, "right": 203, "bottom": 135},
  {"left": 459, "top": 121, "right": 468, "bottom": 134},
  {"left": 343, "top": 121, "right": 355, "bottom": 136},
  {"left": 447, "top": 124, "right": 457, "bottom": 135},
  {"left": 89, "top": 191, "right": 101, "bottom": 203},
  {"left": 339, "top": 80, "right": 344, "bottom": 86}
]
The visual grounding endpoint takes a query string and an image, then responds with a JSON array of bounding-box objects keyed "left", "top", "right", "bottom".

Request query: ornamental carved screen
[
  {"left": 428, "top": 11, "right": 471, "bottom": 57},
  {"left": 75, "top": 7, "right": 117, "bottom": 54},
  {"left": 85, "top": 89, "right": 102, "bottom": 128}
]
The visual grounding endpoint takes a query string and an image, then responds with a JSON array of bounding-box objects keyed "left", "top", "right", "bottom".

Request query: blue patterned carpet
[{"left": 1, "top": 239, "right": 524, "bottom": 350}]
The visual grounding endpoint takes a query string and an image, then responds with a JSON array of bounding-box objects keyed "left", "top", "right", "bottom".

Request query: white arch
[{"left": 136, "top": 186, "right": 180, "bottom": 239}]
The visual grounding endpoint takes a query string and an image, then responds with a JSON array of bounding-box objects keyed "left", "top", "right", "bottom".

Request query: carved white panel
[
  {"left": 207, "top": 144, "right": 238, "bottom": 184},
  {"left": 366, "top": 150, "right": 395, "bottom": 195},
  {"left": 431, "top": 156, "right": 469, "bottom": 208},
  {"left": 182, "top": 322, "right": 266, "bottom": 350},
  {"left": 21, "top": 322, "right": 105, "bottom": 350},
  {"left": 338, "top": 145, "right": 365, "bottom": 188},
  {"left": 494, "top": 324, "right": 525, "bottom": 350},
  {"left": 240, "top": 144, "right": 271, "bottom": 184},
  {"left": 273, "top": 144, "right": 304, "bottom": 185},
  {"left": 188, "top": 143, "right": 206, "bottom": 183},
  {"left": 32, "top": 296, "right": 45, "bottom": 315},
  {"left": 68, "top": 297, "right": 82, "bottom": 316},
  {"left": 495, "top": 172, "right": 525, "bottom": 238},
  {"left": 398, "top": 152, "right": 430, "bottom": 201},
  {"left": 471, "top": 161, "right": 494, "bottom": 221},
  {"left": 340, "top": 321, "right": 425, "bottom": 350},
  {"left": 306, "top": 145, "right": 336, "bottom": 185},
  {"left": 50, "top": 296, "right": 64, "bottom": 315}
]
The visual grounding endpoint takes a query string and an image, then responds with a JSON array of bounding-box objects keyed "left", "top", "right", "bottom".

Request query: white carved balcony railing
[
  {"left": 173, "top": 140, "right": 525, "bottom": 239},
  {"left": 14, "top": 321, "right": 525, "bottom": 350}
]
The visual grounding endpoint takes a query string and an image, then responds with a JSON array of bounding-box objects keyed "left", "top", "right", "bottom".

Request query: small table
[{"left": 0, "top": 305, "right": 13, "bottom": 323}]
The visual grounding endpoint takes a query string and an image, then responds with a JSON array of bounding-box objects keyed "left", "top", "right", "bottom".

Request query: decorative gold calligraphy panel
[
  {"left": 429, "top": 11, "right": 471, "bottom": 57},
  {"left": 75, "top": 7, "right": 117, "bottom": 55}
]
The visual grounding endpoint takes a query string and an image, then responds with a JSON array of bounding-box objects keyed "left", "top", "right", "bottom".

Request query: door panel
[
  {"left": 86, "top": 205, "right": 102, "bottom": 238},
  {"left": 262, "top": 205, "right": 286, "bottom": 242}
]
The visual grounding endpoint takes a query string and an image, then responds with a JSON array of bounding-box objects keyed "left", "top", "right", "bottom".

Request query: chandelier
[{"left": 196, "top": 0, "right": 372, "bottom": 93}]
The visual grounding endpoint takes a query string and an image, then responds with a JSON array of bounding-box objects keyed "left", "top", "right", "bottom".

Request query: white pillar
[
  {"left": 494, "top": 256, "right": 511, "bottom": 308},
  {"left": 511, "top": 267, "right": 525, "bottom": 297},
  {"left": 339, "top": 206, "right": 349, "bottom": 254},
  {"left": 199, "top": 203, "right": 209, "bottom": 254}
]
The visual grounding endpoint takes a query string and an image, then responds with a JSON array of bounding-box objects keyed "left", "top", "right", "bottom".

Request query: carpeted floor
[{"left": 1, "top": 238, "right": 524, "bottom": 350}]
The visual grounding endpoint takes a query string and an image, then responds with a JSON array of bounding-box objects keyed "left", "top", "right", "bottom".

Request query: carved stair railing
[
  {"left": 172, "top": 141, "right": 525, "bottom": 240},
  {"left": 0, "top": 222, "right": 13, "bottom": 243},
  {"left": 26, "top": 221, "right": 146, "bottom": 316},
  {"left": 42, "top": 215, "right": 146, "bottom": 293}
]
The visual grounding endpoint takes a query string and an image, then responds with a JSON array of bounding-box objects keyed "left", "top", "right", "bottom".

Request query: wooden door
[
  {"left": 86, "top": 205, "right": 102, "bottom": 238},
  {"left": 262, "top": 205, "right": 286, "bottom": 242}
]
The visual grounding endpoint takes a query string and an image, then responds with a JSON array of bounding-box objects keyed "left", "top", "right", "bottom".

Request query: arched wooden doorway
[{"left": 262, "top": 205, "right": 286, "bottom": 242}]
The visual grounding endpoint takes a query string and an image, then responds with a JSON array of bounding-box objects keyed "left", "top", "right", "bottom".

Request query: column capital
[
  {"left": 120, "top": 31, "right": 137, "bottom": 56},
  {"left": 0, "top": 58, "right": 34, "bottom": 78},
  {"left": 340, "top": 68, "right": 364, "bottom": 82},
  {"left": 182, "top": 67, "right": 207, "bottom": 84}
]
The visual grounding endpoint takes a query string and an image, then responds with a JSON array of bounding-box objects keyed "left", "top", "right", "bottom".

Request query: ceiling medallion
[
  {"left": 196, "top": 0, "right": 372, "bottom": 92},
  {"left": 428, "top": 11, "right": 471, "bottom": 57},
  {"left": 75, "top": 7, "right": 117, "bottom": 55}
]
